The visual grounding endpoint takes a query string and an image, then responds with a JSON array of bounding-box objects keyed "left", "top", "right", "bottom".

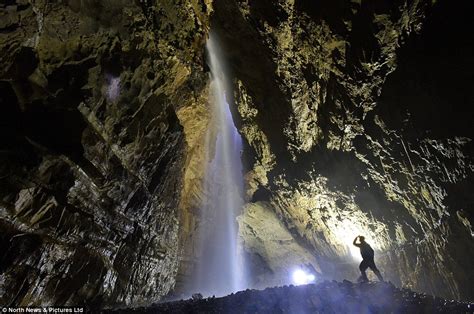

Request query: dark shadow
[{"left": 375, "top": 0, "right": 474, "bottom": 140}]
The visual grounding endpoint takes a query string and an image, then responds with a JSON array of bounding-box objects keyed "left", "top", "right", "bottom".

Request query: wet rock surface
[
  {"left": 1, "top": 0, "right": 473, "bottom": 308},
  {"left": 212, "top": 0, "right": 474, "bottom": 300},
  {"left": 0, "top": 0, "right": 210, "bottom": 307},
  {"left": 113, "top": 281, "right": 473, "bottom": 314}
]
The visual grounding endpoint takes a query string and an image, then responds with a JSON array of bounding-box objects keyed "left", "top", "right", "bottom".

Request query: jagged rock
[
  {"left": 111, "top": 281, "right": 474, "bottom": 313},
  {"left": 212, "top": 0, "right": 474, "bottom": 301},
  {"left": 237, "top": 201, "right": 321, "bottom": 288},
  {"left": 1, "top": 0, "right": 473, "bottom": 308},
  {"left": 0, "top": 0, "right": 211, "bottom": 307}
]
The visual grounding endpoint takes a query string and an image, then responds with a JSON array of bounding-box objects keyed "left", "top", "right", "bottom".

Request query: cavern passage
[{"left": 0, "top": 0, "right": 473, "bottom": 309}]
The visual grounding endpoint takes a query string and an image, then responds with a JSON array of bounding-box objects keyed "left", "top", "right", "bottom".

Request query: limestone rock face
[
  {"left": 1, "top": 0, "right": 473, "bottom": 307},
  {"left": 213, "top": 0, "right": 474, "bottom": 300},
  {"left": 238, "top": 202, "right": 320, "bottom": 288},
  {"left": 0, "top": 0, "right": 210, "bottom": 307}
]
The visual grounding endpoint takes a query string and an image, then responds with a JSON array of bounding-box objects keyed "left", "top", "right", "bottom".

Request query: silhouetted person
[{"left": 353, "top": 235, "right": 384, "bottom": 282}]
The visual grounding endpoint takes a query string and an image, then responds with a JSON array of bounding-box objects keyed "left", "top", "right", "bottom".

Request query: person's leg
[
  {"left": 369, "top": 260, "right": 384, "bottom": 281},
  {"left": 359, "top": 260, "right": 369, "bottom": 282}
]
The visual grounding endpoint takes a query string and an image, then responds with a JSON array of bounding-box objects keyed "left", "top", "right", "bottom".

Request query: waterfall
[{"left": 192, "top": 33, "right": 246, "bottom": 297}]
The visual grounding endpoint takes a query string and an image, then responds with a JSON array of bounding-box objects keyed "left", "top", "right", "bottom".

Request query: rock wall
[
  {"left": 0, "top": 0, "right": 210, "bottom": 307},
  {"left": 212, "top": 0, "right": 474, "bottom": 300},
  {"left": 1, "top": 0, "right": 473, "bottom": 307}
]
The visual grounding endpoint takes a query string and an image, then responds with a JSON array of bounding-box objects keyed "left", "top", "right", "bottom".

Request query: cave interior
[{"left": 0, "top": 0, "right": 473, "bottom": 310}]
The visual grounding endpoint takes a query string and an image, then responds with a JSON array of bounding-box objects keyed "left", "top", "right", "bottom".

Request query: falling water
[{"left": 192, "top": 34, "right": 246, "bottom": 297}]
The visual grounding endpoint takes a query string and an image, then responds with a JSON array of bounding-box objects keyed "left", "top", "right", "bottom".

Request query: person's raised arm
[{"left": 353, "top": 236, "right": 361, "bottom": 247}]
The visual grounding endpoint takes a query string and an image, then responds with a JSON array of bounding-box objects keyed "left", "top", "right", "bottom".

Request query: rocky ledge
[{"left": 111, "top": 281, "right": 473, "bottom": 314}]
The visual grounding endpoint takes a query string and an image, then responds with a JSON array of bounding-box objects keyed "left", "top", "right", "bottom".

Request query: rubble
[{"left": 113, "top": 281, "right": 473, "bottom": 313}]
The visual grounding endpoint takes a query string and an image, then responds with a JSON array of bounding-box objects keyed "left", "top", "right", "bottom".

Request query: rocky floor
[{"left": 109, "top": 281, "right": 473, "bottom": 313}]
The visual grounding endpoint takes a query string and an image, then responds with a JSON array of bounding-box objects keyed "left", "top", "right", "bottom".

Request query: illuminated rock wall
[
  {"left": 0, "top": 0, "right": 211, "bottom": 307},
  {"left": 1, "top": 0, "right": 473, "bottom": 307},
  {"left": 212, "top": 0, "right": 474, "bottom": 300}
]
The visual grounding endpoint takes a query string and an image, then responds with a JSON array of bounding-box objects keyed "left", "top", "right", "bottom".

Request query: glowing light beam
[{"left": 292, "top": 269, "right": 316, "bottom": 285}]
